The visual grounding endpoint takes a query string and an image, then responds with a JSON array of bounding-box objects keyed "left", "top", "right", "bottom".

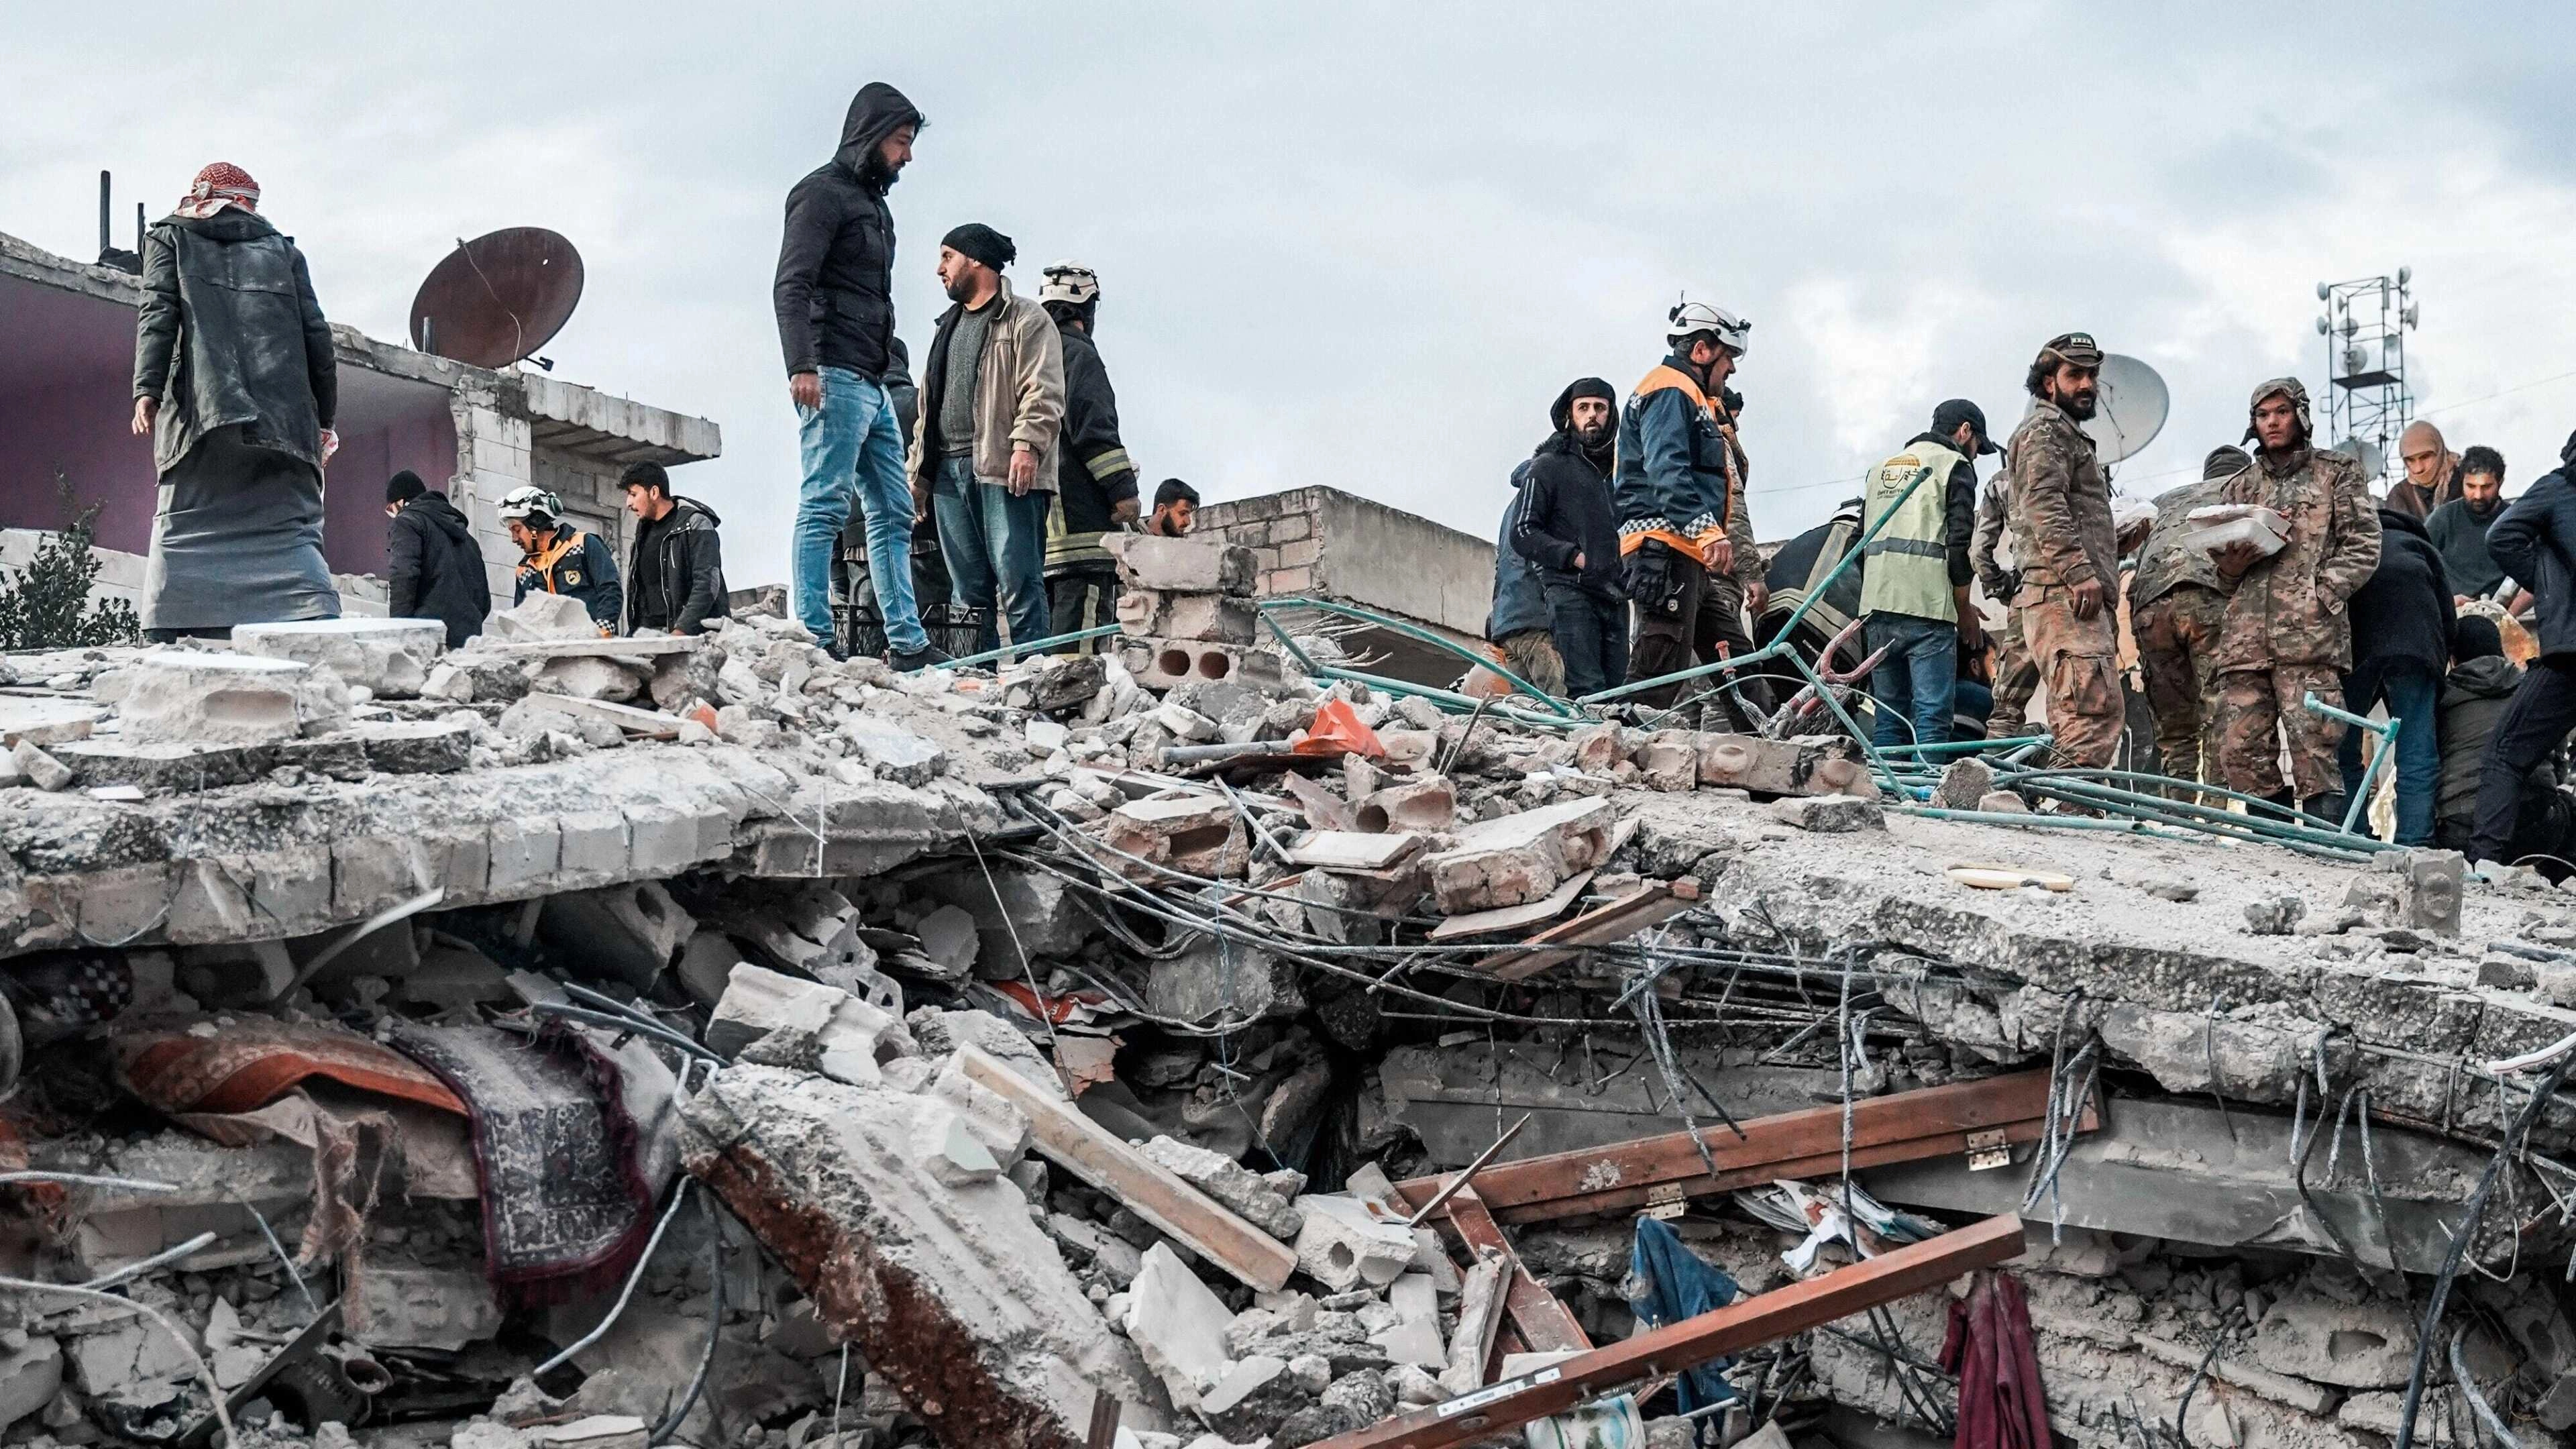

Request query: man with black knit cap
[
  {"left": 908, "top": 222, "right": 1065, "bottom": 657},
  {"left": 776, "top": 82, "right": 943, "bottom": 668},
  {"left": 2469, "top": 429, "right": 2576, "bottom": 867},
  {"left": 383, "top": 470, "right": 488, "bottom": 647},
  {"left": 1513, "top": 378, "right": 1627, "bottom": 696}
]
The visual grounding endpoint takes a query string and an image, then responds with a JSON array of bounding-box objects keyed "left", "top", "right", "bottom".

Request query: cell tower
[{"left": 2312, "top": 270, "right": 2418, "bottom": 482}]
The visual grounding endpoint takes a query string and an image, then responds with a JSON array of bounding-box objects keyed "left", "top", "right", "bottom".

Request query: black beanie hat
[
  {"left": 2455, "top": 614, "right": 2504, "bottom": 661},
  {"left": 385, "top": 470, "right": 427, "bottom": 504},
  {"left": 941, "top": 223, "right": 1016, "bottom": 272}
]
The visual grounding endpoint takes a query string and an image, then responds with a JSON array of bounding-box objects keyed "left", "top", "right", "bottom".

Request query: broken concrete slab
[
  {"left": 1697, "top": 733, "right": 1879, "bottom": 799},
  {"left": 1126, "top": 1242, "right": 1238, "bottom": 1410},
  {"left": 0, "top": 696, "right": 105, "bottom": 749},
  {"left": 540, "top": 879, "right": 696, "bottom": 990},
  {"left": 234, "top": 617, "right": 446, "bottom": 698},
  {"left": 1423, "top": 796, "right": 1615, "bottom": 914},
  {"left": 1118, "top": 637, "right": 1285, "bottom": 694},
  {"left": 2247, "top": 1296, "right": 2418, "bottom": 1388},
  {"left": 1118, "top": 589, "right": 1260, "bottom": 644},
  {"left": 488, "top": 591, "right": 604, "bottom": 642},
  {"left": 109, "top": 651, "right": 348, "bottom": 745},
  {"left": 1092, "top": 794, "right": 1250, "bottom": 883},
  {"left": 1107, "top": 533, "right": 1258, "bottom": 596},
  {"left": 711, "top": 964, "right": 911, "bottom": 1085},
  {"left": 1768, "top": 793, "right": 1884, "bottom": 833},
  {"left": 1138, "top": 1136, "right": 1304, "bottom": 1241},
  {"left": 12, "top": 741, "right": 70, "bottom": 792},
  {"left": 1289, "top": 1194, "right": 1417, "bottom": 1292},
  {"left": 350, "top": 1263, "right": 504, "bottom": 1351},
  {"left": 680, "top": 1063, "right": 1169, "bottom": 1446}
]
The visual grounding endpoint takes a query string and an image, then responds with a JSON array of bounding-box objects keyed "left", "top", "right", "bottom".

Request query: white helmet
[
  {"left": 1666, "top": 299, "right": 1752, "bottom": 357},
  {"left": 497, "top": 486, "right": 562, "bottom": 523},
  {"left": 1038, "top": 261, "right": 1100, "bottom": 307}
]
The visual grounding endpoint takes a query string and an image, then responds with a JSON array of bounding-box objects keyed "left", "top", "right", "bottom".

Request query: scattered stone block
[
  {"left": 0, "top": 1337, "right": 60, "bottom": 1434},
  {"left": 2244, "top": 894, "right": 2308, "bottom": 936},
  {"left": 1290, "top": 1194, "right": 1417, "bottom": 1292},
  {"left": 914, "top": 904, "right": 983, "bottom": 979},
  {"left": 841, "top": 712, "right": 945, "bottom": 784},
  {"left": 1768, "top": 794, "right": 1884, "bottom": 833},
  {"left": 537, "top": 655, "right": 647, "bottom": 703},
  {"left": 1635, "top": 730, "right": 1698, "bottom": 792},
  {"left": 351, "top": 1264, "right": 504, "bottom": 1351},
  {"left": 1127, "top": 1242, "right": 1238, "bottom": 1410},
  {"left": 1138, "top": 1136, "right": 1304, "bottom": 1241},
  {"left": 1356, "top": 777, "right": 1456, "bottom": 834},
  {"left": 1421, "top": 796, "right": 1615, "bottom": 914},
  {"left": 1108, "top": 533, "right": 1258, "bottom": 596},
  {"left": 1698, "top": 733, "right": 1878, "bottom": 799},
  {"left": 13, "top": 741, "right": 72, "bottom": 792},
  {"left": 490, "top": 592, "right": 603, "bottom": 642},
  {"left": 1198, "top": 1356, "right": 1295, "bottom": 1443},
  {"left": 2249, "top": 1297, "right": 2417, "bottom": 1387},
  {"left": 234, "top": 617, "right": 445, "bottom": 697},
  {"left": 1931, "top": 757, "right": 1996, "bottom": 810},
  {"left": 541, "top": 881, "right": 696, "bottom": 990},
  {"left": 1148, "top": 936, "right": 1305, "bottom": 1022},
  {"left": 1976, "top": 790, "right": 2030, "bottom": 814},
  {"left": 1092, "top": 796, "right": 1250, "bottom": 883},
  {"left": 0, "top": 696, "right": 105, "bottom": 749},
  {"left": 113, "top": 652, "right": 343, "bottom": 745}
]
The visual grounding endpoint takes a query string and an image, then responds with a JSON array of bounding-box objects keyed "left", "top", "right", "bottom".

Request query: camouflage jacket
[
  {"left": 2127, "top": 477, "right": 2231, "bottom": 610},
  {"left": 2004, "top": 400, "right": 2115, "bottom": 593},
  {"left": 2211, "top": 445, "right": 2382, "bottom": 670},
  {"left": 1971, "top": 474, "right": 2016, "bottom": 602}
]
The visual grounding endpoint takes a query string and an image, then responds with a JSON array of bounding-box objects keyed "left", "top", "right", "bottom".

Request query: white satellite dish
[
  {"left": 2085, "top": 354, "right": 2170, "bottom": 466},
  {"left": 2330, "top": 437, "right": 2386, "bottom": 482}
]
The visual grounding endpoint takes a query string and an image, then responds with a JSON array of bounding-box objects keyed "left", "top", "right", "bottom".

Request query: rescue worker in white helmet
[
  {"left": 1034, "top": 261, "right": 1140, "bottom": 653},
  {"left": 1613, "top": 299, "right": 1752, "bottom": 708},
  {"left": 500, "top": 486, "right": 622, "bottom": 635}
]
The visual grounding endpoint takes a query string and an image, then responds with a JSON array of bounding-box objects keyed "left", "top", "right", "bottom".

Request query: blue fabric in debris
[{"left": 1628, "top": 1215, "right": 1742, "bottom": 1412}]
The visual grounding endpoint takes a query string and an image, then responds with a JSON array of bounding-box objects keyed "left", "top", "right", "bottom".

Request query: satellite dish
[
  {"left": 2331, "top": 437, "right": 2386, "bottom": 481},
  {"left": 409, "top": 227, "right": 584, "bottom": 369},
  {"left": 2084, "top": 354, "right": 2169, "bottom": 465}
]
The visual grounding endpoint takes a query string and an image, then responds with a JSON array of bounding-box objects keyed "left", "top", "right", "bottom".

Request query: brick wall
[{"left": 1198, "top": 486, "right": 1330, "bottom": 598}]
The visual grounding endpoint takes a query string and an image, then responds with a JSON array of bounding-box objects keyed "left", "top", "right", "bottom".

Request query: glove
[{"left": 1624, "top": 540, "right": 1689, "bottom": 617}]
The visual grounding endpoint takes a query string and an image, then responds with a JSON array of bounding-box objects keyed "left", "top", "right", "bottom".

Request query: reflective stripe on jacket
[{"left": 1859, "top": 438, "right": 1964, "bottom": 624}]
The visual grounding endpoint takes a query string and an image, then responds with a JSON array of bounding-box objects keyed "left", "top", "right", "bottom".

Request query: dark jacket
[
  {"left": 2348, "top": 507, "right": 2455, "bottom": 676},
  {"left": 1046, "top": 322, "right": 1138, "bottom": 576},
  {"left": 1488, "top": 464, "right": 1550, "bottom": 641},
  {"left": 1613, "top": 352, "right": 1733, "bottom": 553},
  {"left": 772, "top": 83, "right": 921, "bottom": 380},
  {"left": 388, "top": 493, "right": 490, "bottom": 648},
  {"left": 2484, "top": 462, "right": 2576, "bottom": 658},
  {"left": 2438, "top": 654, "right": 2525, "bottom": 835},
  {"left": 133, "top": 209, "right": 336, "bottom": 475},
  {"left": 513, "top": 529, "right": 623, "bottom": 633},
  {"left": 1512, "top": 382, "right": 1625, "bottom": 602},
  {"left": 2426, "top": 494, "right": 2509, "bottom": 599},
  {"left": 627, "top": 498, "right": 728, "bottom": 635}
]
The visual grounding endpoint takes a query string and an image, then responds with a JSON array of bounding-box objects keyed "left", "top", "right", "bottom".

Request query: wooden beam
[
  {"left": 1305, "top": 1215, "right": 2027, "bottom": 1449},
  {"left": 1429, "top": 1189, "right": 1589, "bottom": 1354},
  {"left": 1393, "top": 1070, "right": 2092, "bottom": 1225},
  {"left": 1479, "top": 879, "right": 1700, "bottom": 981},
  {"left": 957, "top": 1045, "right": 1297, "bottom": 1292}
]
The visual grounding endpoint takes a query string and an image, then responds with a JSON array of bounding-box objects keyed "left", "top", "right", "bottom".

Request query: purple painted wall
[{"left": 0, "top": 270, "right": 458, "bottom": 578}]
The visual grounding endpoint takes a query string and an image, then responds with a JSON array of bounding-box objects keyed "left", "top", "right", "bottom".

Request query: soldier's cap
[
  {"left": 1931, "top": 398, "right": 1999, "bottom": 455},
  {"left": 2204, "top": 445, "right": 2253, "bottom": 482},
  {"left": 2035, "top": 332, "right": 2104, "bottom": 370},
  {"left": 2247, "top": 376, "right": 2310, "bottom": 414}
]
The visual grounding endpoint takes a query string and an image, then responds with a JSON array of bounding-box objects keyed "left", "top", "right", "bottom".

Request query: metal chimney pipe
[{"left": 97, "top": 171, "right": 110, "bottom": 257}]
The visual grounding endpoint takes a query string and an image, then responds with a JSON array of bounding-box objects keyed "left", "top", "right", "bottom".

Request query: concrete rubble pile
[{"left": 0, "top": 539, "right": 2567, "bottom": 1448}]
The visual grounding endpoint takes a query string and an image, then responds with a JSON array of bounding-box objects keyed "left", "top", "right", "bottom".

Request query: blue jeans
[
  {"left": 2339, "top": 659, "right": 2440, "bottom": 845},
  {"left": 931, "top": 455, "right": 1050, "bottom": 655},
  {"left": 796, "top": 367, "right": 926, "bottom": 653},
  {"left": 1866, "top": 614, "right": 1959, "bottom": 750}
]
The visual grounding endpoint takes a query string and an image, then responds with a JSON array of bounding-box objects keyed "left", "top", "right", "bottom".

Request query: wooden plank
[
  {"left": 957, "top": 1044, "right": 1297, "bottom": 1292},
  {"left": 1393, "top": 1069, "right": 2093, "bottom": 1225},
  {"left": 517, "top": 694, "right": 682, "bottom": 738},
  {"left": 1480, "top": 879, "right": 1700, "bottom": 981},
  {"left": 1431, "top": 1189, "right": 1589, "bottom": 1354},
  {"left": 1427, "top": 870, "right": 1593, "bottom": 943},
  {"left": 1309, "top": 1215, "right": 2028, "bottom": 1449},
  {"left": 1289, "top": 830, "right": 1424, "bottom": 871}
]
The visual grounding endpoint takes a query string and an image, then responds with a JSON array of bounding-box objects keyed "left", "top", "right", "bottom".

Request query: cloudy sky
[{"left": 10, "top": 4, "right": 2576, "bottom": 585}]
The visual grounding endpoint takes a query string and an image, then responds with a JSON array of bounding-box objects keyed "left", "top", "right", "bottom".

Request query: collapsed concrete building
[{"left": 0, "top": 527, "right": 2563, "bottom": 1449}]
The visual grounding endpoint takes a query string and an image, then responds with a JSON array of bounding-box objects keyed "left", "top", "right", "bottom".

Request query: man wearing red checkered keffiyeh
[{"left": 172, "top": 162, "right": 260, "bottom": 219}]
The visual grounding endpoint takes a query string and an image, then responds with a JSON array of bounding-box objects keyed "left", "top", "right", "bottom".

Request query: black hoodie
[
  {"left": 772, "top": 83, "right": 923, "bottom": 380},
  {"left": 387, "top": 492, "right": 490, "bottom": 648},
  {"left": 627, "top": 496, "right": 729, "bottom": 636},
  {"left": 1511, "top": 381, "right": 1626, "bottom": 602},
  {"left": 2348, "top": 506, "right": 2455, "bottom": 676}
]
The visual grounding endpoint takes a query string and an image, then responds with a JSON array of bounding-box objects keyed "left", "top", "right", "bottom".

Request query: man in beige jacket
[{"left": 907, "top": 223, "right": 1065, "bottom": 655}]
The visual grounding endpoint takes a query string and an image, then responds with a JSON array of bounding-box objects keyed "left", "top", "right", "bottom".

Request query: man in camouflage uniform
[
  {"left": 1970, "top": 469, "right": 2039, "bottom": 735},
  {"left": 2002, "top": 333, "right": 2124, "bottom": 766},
  {"left": 2128, "top": 446, "right": 2249, "bottom": 792},
  {"left": 1693, "top": 389, "right": 1776, "bottom": 730},
  {"left": 2209, "top": 378, "right": 2382, "bottom": 818}
]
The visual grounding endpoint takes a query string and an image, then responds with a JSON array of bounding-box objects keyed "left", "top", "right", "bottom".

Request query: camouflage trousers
[
  {"left": 1986, "top": 610, "right": 2039, "bottom": 736},
  {"left": 2214, "top": 665, "right": 2345, "bottom": 800},
  {"left": 2019, "top": 583, "right": 2124, "bottom": 767},
  {"left": 2132, "top": 585, "right": 2227, "bottom": 791}
]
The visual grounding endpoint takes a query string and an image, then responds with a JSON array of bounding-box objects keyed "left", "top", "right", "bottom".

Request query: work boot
[
  {"left": 2302, "top": 793, "right": 2351, "bottom": 828},
  {"left": 890, "top": 643, "right": 953, "bottom": 674}
]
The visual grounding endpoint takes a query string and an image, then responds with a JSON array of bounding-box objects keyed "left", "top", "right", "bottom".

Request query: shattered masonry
[{"left": 0, "top": 533, "right": 2571, "bottom": 1449}]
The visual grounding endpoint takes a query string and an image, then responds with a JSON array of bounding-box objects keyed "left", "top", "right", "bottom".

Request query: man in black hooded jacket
[
  {"left": 1512, "top": 378, "right": 1627, "bottom": 696},
  {"left": 773, "top": 82, "right": 946, "bottom": 669},
  {"left": 384, "top": 471, "right": 488, "bottom": 647},
  {"left": 621, "top": 462, "right": 729, "bottom": 635}
]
